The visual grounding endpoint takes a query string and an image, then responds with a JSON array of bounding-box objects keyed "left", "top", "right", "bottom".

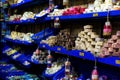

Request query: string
[{"left": 107, "top": 9, "right": 110, "bottom": 22}]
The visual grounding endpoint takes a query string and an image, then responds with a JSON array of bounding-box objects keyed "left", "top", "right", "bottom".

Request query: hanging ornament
[
  {"left": 103, "top": 10, "right": 112, "bottom": 37},
  {"left": 47, "top": 50, "right": 52, "bottom": 69},
  {"left": 48, "top": 0, "right": 54, "bottom": 12},
  {"left": 65, "top": 58, "right": 71, "bottom": 79},
  {"left": 54, "top": 17, "right": 60, "bottom": 28},
  {"left": 91, "top": 56, "right": 99, "bottom": 80}
]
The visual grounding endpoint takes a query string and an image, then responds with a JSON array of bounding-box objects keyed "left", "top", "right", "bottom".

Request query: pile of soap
[
  {"left": 56, "top": 29, "right": 75, "bottom": 50},
  {"left": 47, "top": 9, "right": 65, "bottom": 17},
  {"left": 62, "top": 6, "right": 85, "bottom": 16},
  {"left": 99, "top": 31, "right": 120, "bottom": 57},
  {"left": 75, "top": 25, "right": 104, "bottom": 55},
  {"left": 20, "top": 12, "right": 35, "bottom": 20},
  {"left": 9, "top": 14, "right": 22, "bottom": 21},
  {"left": 31, "top": 49, "right": 48, "bottom": 64},
  {"left": 41, "top": 36, "right": 57, "bottom": 46},
  {"left": 9, "top": 12, "right": 35, "bottom": 21},
  {"left": 84, "top": 0, "right": 120, "bottom": 13},
  {"left": 6, "top": 31, "right": 34, "bottom": 43}
]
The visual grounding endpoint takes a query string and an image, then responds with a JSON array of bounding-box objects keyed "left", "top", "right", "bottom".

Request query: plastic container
[
  {"left": 31, "top": 27, "right": 55, "bottom": 43},
  {"left": 43, "top": 66, "right": 65, "bottom": 80}
]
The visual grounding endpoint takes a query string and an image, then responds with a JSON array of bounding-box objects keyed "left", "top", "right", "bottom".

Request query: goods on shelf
[
  {"left": 56, "top": 29, "right": 75, "bottom": 50},
  {"left": 99, "top": 31, "right": 120, "bottom": 57},
  {"left": 0, "top": 62, "right": 39, "bottom": 80},
  {"left": 57, "top": 60, "right": 79, "bottom": 80},
  {"left": 5, "top": 31, "right": 34, "bottom": 43},
  {"left": 75, "top": 25, "right": 104, "bottom": 55},
  {"left": 9, "top": 12, "right": 35, "bottom": 21},
  {"left": 31, "top": 49, "right": 47, "bottom": 64},
  {"left": 9, "top": 14, "right": 22, "bottom": 21},
  {"left": 62, "top": 6, "right": 86, "bottom": 16},
  {"left": 20, "top": 12, "right": 35, "bottom": 20},
  {"left": 45, "top": 60, "right": 64, "bottom": 75},
  {"left": 47, "top": 9, "right": 65, "bottom": 17},
  {"left": 112, "top": 1, "right": 120, "bottom": 10},
  {"left": 84, "top": 0, "right": 120, "bottom": 13},
  {"left": 41, "top": 36, "right": 57, "bottom": 46}
]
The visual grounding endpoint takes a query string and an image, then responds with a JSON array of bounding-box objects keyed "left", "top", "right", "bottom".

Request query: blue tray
[
  {"left": 45, "top": 10, "right": 120, "bottom": 21},
  {"left": 31, "top": 27, "right": 55, "bottom": 43},
  {"left": 7, "top": 19, "right": 35, "bottom": 24},
  {"left": 43, "top": 66, "right": 64, "bottom": 80},
  {"left": 10, "top": 0, "right": 32, "bottom": 8},
  {"left": 4, "top": 37, "right": 33, "bottom": 45}
]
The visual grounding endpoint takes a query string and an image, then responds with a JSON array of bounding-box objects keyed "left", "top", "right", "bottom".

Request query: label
[
  {"left": 79, "top": 52, "right": 84, "bottom": 56},
  {"left": 93, "top": 13, "right": 98, "bottom": 17},
  {"left": 116, "top": 60, "right": 120, "bottom": 64},
  {"left": 57, "top": 48, "right": 61, "bottom": 51},
  {"left": 7, "top": 50, "right": 16, "bottom": 56},
  {"left": 43, "top": 45, "right": 45, "bottom": 48}
]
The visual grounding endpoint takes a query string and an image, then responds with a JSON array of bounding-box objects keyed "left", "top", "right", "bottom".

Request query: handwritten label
[
  {"left": 116, "top": 60, "right": 120, "bottom": 64},
  {"left": 93, "top": 13, "right": 98, "bottom": 17},
  {"left": 57, "top": 48, "right": 61, "bottom": 51},
  {"left": 79, "top": 52, "right": 84, "bottom": 56}
]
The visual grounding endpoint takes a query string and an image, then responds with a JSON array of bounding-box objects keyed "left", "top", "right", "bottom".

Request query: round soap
[
  {"left": 112, "top": 35, "right": 118, "bottom": 41},
  {"left": 117, "top": 39, "right": 120, "bottom": 44},
  {"left": 84, "top": 25, "right": 93, "bottom": 29},
  {"left": 116, "top": 31, "right": 120, "bottom": 37},
  {"left": 104, "top": 43, "right": 109, "bottom": 48}
]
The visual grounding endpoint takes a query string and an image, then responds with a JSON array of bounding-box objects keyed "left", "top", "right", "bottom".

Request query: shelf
[
  {"left": 38, "top": 43, "right": 120, "bottom": 68},
  {"left": 7, "top": 10, "right": 120, "bottom": 25},
  {"left": 10, "top": 0, "right": 33, "bottom": 8},
  {"left": 2, "top": 46, "right": 31, "bottom": 68},
  {"left": 7, "top": 19, "right": 35, "bottom": 25},
  {"left": 45, "top": 10, "right": 120, "bottom": 21},
  {"left": 10, "top": 0, "right": 48, "bottom": 9},
  {"left": 4, "top": 37, "right": 33, "bottom": 46}
]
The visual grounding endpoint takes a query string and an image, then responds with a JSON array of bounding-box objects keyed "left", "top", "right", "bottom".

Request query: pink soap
[
  {"left": 116, "top": 31, "right": 120, "bottom": 37},
  {"left": 112, "top": 35, "right": 118, "bottom": 40}
]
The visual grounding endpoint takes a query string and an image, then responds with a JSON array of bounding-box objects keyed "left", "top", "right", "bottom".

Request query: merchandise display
[
  {"left": 1, "top": 0, "right": 120, "bottom": 80},
  {"left": 9, "top": 12, "right": 35, "bottom": 21},
  {"left": 41, "top": 36, "right": 57, "bottom": 46},
  {"left": 5, "top": 31, "right": 34, "bottom": 43},
  {"left": 84, "top": 0, "right": 120, "bottom": 13},
  {"left": 0, "top": 62, "right": 39, "bottom": 80},
  {"left": 31, "top": 48, "right": 47, "bottom": 64},
  {"left": 62, "top": 6, "right": 86, "bottom": 16},
  {"left": 75, "top": 25, "right": 104, "bottom": 55},
  {"left": 99, "top": 31, "right": 120, "bottom": 57},
  {"left": 56, "top": 29, "right": 75, "bottom": 50},
  {"left": 45, "top": 61, "right": 63, "bottom": 75}
]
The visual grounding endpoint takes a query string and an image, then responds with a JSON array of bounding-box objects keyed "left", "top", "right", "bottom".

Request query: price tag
[
  {"left": 43, "top": 45, "right": 45, "bottom": 48},
  {"left": 7, "top": 50, "right": 16, "bottom": 56},
  {"left": 57, "top": 48, "right": 61, "bottom": 51},
  {"left": 93, "top": 13, "right": 98, "bottom": 17},
  {"left": 79, "top": 52, "right": 84, "bottom": 56},
  {"left": 115, "top": 60, "right": 120, "bottom": 64}
]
